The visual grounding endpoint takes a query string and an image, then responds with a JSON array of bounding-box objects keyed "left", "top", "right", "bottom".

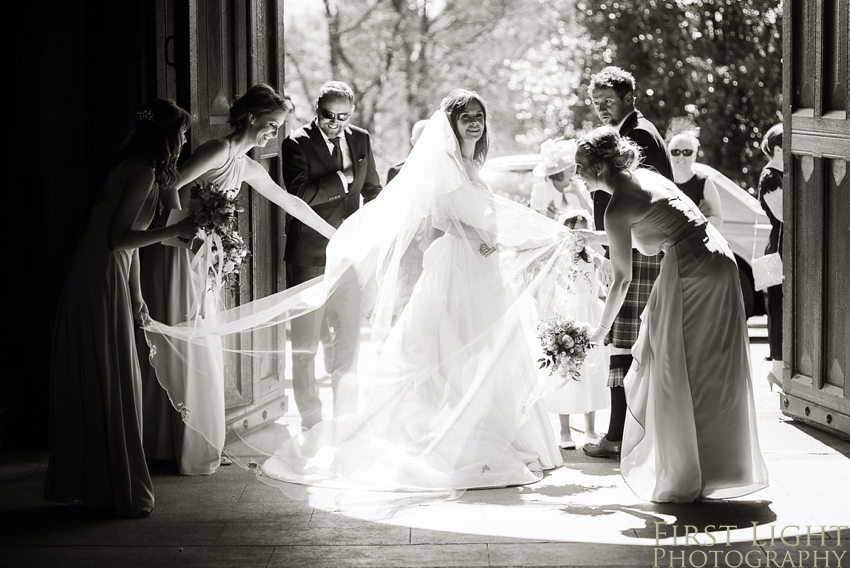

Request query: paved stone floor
[{"left": 2, "top": 319, "right": 849, "bottom": 567}]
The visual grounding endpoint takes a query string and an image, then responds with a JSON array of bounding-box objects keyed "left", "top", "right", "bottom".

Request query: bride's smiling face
[{"left": 454, "top": 101, "right": 485, "bottom": 145}]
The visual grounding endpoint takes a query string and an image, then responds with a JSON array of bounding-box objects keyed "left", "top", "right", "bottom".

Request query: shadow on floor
[{"left": 784, "top": 419, "right": 850, "bottom": 456}]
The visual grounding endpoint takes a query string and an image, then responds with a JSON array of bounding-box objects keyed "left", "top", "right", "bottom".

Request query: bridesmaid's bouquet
[
  {"left": 184, "top": 181, "right": 250, "bottom": 288},
  {"left": 185, "top": 181, "right": 241, "bottom": 234},
  {"left": 537, "top": 315, "right": 595, "bottom": 380}
]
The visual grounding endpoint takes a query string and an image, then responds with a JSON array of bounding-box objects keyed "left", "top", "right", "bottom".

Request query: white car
[{"left": 480, "top": 155, "right": 772, "bottom": 317}]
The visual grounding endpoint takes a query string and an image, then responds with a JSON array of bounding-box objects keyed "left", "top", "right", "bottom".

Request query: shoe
[
  {"left": 559, "top": 439, "right": 577, "bottom": 450},
  {"left": 582, "top": 437, "right": 621, "bottom": 459},
  {"left": 767, "top": 372, "right": 782, "bottom": 392},
  {"left": 220, "top": 453, "right": 233, "bottom": 466}
]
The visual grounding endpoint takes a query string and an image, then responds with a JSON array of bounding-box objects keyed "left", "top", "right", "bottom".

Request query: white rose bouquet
[{"left": 536, "top": 315, "right": 595, "bottom": 380}]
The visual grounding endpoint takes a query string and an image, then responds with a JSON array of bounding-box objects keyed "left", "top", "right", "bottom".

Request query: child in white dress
[{"left": 539, "top": 209, "right": 610, "bottom": 449}]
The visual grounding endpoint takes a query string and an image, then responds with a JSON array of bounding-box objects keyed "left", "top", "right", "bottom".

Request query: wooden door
[
  {"left": 782, "top": 0, "right": 850, "bottom": 439},
  {"left": 154, "top": 0, "right": 289, "bottom": 436}
]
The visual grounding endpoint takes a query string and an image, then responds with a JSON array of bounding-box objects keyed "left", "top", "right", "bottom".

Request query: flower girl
[{"left": 538, "top": 209, "right": 610, "bottom": 449}]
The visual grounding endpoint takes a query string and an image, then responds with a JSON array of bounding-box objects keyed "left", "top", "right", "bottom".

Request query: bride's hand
[{"left": 479, "top": 242, "right": 499, "bottom": 257}]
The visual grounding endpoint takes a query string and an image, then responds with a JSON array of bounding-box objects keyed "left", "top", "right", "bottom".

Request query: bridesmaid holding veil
[
  {"left": 47, "top": 100, "right": 200, "bottom": 516},
  {"left": 574, "top": 127, "right": 767, "bottom": 503},
  {"left": 138, "top": 84, "right": 335, "bottom": 475}
]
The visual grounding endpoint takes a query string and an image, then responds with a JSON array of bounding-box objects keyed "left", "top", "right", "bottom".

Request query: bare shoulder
[
  {"left": 195, "top": 138, "right": 231, "bottom": 160},
  {"left": 608, "top": 174, "right": 652, "bottom": 222},
  {"left": 241, "top": 154, "right": 267, "bottom": 180},
  {"left": 119, "top": 156, "right": 155, "bottom": 188},
  {"left": 635, "top": 168, "right": 678, "bottom": 198}
]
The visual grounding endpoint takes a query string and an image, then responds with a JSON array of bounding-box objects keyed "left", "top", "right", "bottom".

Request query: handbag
[
  {"left": 752, "top": 219, "right": 783, "bottom": 292},
  {"left": 752, "top": 251, "right": 783, "bottom": 291}
]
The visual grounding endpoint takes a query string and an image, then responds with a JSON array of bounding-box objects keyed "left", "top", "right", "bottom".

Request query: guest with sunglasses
[
  {"left": 281, "top": 81, "right": 382, "bottom": 431},
  {"left": 529, "top": 138, "right": 592, "bottom": 218},
  {"left": 665, "top": 118, "right": 723, "bottom": 228}
]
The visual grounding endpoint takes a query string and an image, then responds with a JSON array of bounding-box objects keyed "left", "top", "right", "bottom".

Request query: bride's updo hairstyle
[
  {"left": 228, "top": 83, "right": 288, "bottom": 131},
  {"left": 441, "top": 89, "right": 490, "bottom": 165},
  {"left": 118, "top": 98, "right": 190, "bottom": 192},
  {"left": 577, "top": 126, "right": 642, "bottom": 174}
]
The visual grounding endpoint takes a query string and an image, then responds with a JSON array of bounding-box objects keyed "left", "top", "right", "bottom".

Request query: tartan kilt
[{"left": 606, "top": 249, "right": 662, "bottom": 349}]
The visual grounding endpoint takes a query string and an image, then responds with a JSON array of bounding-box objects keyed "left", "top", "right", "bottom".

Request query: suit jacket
[
  {"left": 282, "top": 120, "right": 382, "bottom": 266},
  {"left": 386, "top": 159, "right": 405, "bottom": 184},
  {"left": 593, "top": 110, "right": 672, "bottom": 231}
]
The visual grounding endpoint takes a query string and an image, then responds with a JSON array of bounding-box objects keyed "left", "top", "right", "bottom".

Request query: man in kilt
[{"left": 583, "top": 66, "right": 673, "bottom": 459}]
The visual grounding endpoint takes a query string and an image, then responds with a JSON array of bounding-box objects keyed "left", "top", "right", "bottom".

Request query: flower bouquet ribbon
[{"left": 188, "top": 231, "right": 225, "bottom": 320}]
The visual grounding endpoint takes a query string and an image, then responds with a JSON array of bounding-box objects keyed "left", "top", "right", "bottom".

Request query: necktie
[{"left": 330, "top": 137, "right": 343, "bottom": 171}]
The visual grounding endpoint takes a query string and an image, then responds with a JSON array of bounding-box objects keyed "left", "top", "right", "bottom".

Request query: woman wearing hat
[{"left": 530, "top": 139, "right": 592, "bottom": 218}]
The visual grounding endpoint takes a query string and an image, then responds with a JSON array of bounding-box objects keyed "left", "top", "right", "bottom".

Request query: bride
[
  {"left": 259, "top": 89, "right": 568, "bottom": 493},
  {"left": 147, "top": 89, "right": 580, "bottom": 501}
]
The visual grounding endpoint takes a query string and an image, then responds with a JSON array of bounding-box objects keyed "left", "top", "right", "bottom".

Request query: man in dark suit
[
  {"left": 582, "top": 66, "right": 673, "bottom": 459},
  {"left": 386, "top": 119, "right": 429, "bottom": 184},
  {"left": 282, "top": 81, "right": 382, "bottom": 430}
]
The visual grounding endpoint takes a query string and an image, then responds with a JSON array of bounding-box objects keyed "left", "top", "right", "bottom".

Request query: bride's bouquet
[
  {"left": 537, "top": 315, "right": 595, "bottom": 380},
  {"left": 184, "top": 181, "right": 250, "bottom": 288}
]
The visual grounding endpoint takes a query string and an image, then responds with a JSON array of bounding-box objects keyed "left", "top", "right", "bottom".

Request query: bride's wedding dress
[
  {"left": 262, "top": 178, "right": 563, "bottom": 492},
  {"left": 145, "top": 110, "right": 576, "bottom": 507}
]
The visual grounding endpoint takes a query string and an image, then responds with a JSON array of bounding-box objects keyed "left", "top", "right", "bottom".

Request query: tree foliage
[
  {"left": 284, "top": 0, "right": 783, "bottom": 190},
  {"left": 508, "top": 0, "right": 783, "bottom": 190},
  {"left": 284, "top": 0, "right": 552, "bottom": 176}
]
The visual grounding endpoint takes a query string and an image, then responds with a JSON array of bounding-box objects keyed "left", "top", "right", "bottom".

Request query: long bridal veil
[{"left": 143, "top": 110, "right": 581, "bottom": 512}]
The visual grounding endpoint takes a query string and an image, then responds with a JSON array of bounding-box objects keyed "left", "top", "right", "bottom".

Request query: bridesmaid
[
  {"left": 139, "top": 84, "right": 335, "bottom": 475},
  {"left": 574, "top": 127, "right": 767, "bottom": 503},
  {"left": 46, "top": 99, "right": 199, "bottom": 516}
]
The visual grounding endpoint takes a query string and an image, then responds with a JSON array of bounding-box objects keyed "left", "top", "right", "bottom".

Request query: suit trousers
[{"left": 287, "top": 263, "right": 361, "bottom": 428}]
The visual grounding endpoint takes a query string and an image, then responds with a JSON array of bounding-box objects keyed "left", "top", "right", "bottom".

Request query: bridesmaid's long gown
[
  {"left": 621, "top": 170, "right": 768, "bottom": 503},
  {"left": 46, "top": 162, "right": 158, "bottom": 517},
  {"left": 138, "top": 140, "right": 246, "bottom": 475}
]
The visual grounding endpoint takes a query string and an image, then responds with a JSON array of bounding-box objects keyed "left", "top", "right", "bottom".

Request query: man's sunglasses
[
  {"left": 670, "top": 149, "right": 694, "bottom": 157},
  {"left": 319, "top": 109, "right": 352, "bottom": 122},
  {"left": 545, "top": 172, "right": 566, "bottom": 182}
]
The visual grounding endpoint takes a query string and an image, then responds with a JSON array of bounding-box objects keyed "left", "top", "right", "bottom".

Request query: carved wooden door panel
[
  {"left": 155, "top": 0, "right": 289, "bottom": 435},
  {"left": 782, "top": 0, "right": 849, "bottom": 439}
]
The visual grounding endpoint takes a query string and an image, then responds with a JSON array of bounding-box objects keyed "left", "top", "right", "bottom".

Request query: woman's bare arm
[
  {"left": 243, "top": 158, "right": 336, "bottom": 240},
  {"left": 700, "top": 177, "right": 724, "bottom": 227}
]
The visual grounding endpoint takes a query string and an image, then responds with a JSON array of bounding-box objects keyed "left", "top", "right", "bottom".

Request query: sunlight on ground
[{"left": 267, "top": 321, "right": 850, "bottom": 546}]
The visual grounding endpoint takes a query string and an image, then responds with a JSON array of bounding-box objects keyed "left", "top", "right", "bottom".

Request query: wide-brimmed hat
[{"left": 532, "top": 138, "right": 578, "bottom": 177}]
